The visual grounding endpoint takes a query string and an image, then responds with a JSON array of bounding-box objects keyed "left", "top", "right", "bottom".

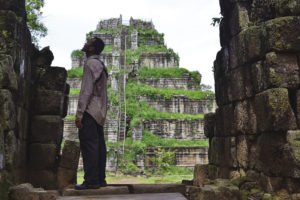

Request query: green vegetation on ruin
[
  {"left": 67, "top": 67, "right": 83, "bottom": 78},
  {"left": 103, "top": 45, "right": 113, "bottom": 53},
  {"left": 126, "top": 81, "right": 214, "bottom": 101},
  {"left": 71, "top": 49, "right": 84, "bottom": 59},
  {"left": 137, "top": 67, "right": 201, "bottom": 83},
  {"left": 125, "top": 45, "right": 179, "bottom": 65},
  {"left": 69, "top": 88, "right": 80, "bottom": 96},
  {"left": 106, "top": 131, "right": 208, "bottom": 175}
]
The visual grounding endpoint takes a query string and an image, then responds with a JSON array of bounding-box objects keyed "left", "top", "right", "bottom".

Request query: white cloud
[{"left": 40, "top": 0, "right": 221, "bottom": 87}]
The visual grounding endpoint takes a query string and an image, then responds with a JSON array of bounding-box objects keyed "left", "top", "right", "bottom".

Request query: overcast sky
[{"left": 40, "top": 0, "right": 221, "bottom": 87}]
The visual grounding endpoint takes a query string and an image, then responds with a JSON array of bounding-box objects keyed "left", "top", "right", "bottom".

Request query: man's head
[{"left": 82, "top": 37, "right": 105, "bottom": 55}]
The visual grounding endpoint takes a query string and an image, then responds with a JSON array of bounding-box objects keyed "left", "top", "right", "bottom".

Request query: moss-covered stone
[
  {"left": 265, "top": 52, "right": 299, "bottom": 89},
  {"left": 254, "top": 88, "right": 297, "bottom": 132},
  {"left": 0, "top": 90, "right": 16, "bottom": 131},
  {"left": 265, "top": 16, "right": 300, "bottom": 52}
]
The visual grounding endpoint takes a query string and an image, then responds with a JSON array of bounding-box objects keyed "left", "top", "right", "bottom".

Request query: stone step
[
  {"left": 62, "top": 184, "right": 186, "bottom": 196},
  {"left": 58, "top": 192, "right": 187, "bottom": 200},
  {"left": 62, "top": 186, "right": 129, "bottom": 196}
]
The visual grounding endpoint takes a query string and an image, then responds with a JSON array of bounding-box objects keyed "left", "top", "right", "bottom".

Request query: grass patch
[
  {"left": 77, "top": 170, "right": 193, "bottom": 184},
  {"left": 137, "top": 67, "right": 201, "bottom": 83},
  {"left": 126, "top": 81, "right": 214, "bottom": 101},
  {"left": 67, "top": 68, "right": 83, "bottom": 78},
  {"left": 142, "top": 130, "right": 209, "bottom": 147},
  {"left": 65, "top": 115, "right": 75, "bottom": 121},
  {"left": 69, "top": 88, "right": 80, "bottom": 96}
]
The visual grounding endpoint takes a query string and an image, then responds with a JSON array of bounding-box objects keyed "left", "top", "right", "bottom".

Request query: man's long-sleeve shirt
[{"left": 76, "top": 55, "right": 108, "bottom": 126}]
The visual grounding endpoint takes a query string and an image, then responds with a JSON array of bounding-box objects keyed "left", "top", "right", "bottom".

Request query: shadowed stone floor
[{"left": 57, "top": 193, "right": 187, "bottom": 200}]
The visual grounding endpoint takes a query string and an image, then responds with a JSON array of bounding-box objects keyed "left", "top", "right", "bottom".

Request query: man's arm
[{"left": 75, "top": 63, "right": 94, "bottom": 128}]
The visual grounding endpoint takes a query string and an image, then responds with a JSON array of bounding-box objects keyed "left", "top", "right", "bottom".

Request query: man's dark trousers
[{"left": 79, "top": 112, "right": 106, "bottom": 185}]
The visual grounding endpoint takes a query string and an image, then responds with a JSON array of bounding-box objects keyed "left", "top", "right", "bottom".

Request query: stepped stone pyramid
[{"left": 65, "top": 15, "right": 215, "bottom": 172}]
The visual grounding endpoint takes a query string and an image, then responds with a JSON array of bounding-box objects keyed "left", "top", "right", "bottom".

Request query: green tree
[{"left": 25, "top": 0, "right": 48, "bottom": 45}]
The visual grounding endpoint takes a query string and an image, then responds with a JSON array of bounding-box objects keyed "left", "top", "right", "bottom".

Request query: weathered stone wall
[
  {"left": 145, "top": 147, "right": 208, "bottom": 168},
  {"left": 196, "top": 0, "right": 300, "bottom": 196},
  {"left": 139, "top": 77, "right": 200, "bottom": 90},
  {"left": 139, "top": 53, "right": 179, "bottom": 68},
  {"left": 140, "top": 95, "right": 215, "bottom": 114},
  {"left": 0, "top": 1, "right": 33, "bottom": 199},
  {"left": 129, "top": 17, "right": 154, "bottom": 29},
  {"left": 143, "top": 119, "right": 205, "bottom": 139},
  {"left": 97, "top": 15, "right": 122, "bottom": 30},
  {"left": 28, "top": 65, "right": 68, "bottom": 190}
]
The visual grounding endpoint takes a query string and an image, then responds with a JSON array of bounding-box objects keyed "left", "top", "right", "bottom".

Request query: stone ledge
[{"left": 62, "top": 186, "right": 130, "bottom": 196}]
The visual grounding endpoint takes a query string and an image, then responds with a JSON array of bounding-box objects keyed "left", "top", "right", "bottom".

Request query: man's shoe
[{"left": 75, "top": 183, "right": 100, "bottom": 190}]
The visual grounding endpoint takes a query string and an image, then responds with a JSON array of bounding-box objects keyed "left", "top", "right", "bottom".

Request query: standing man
[{"left": 75, "top": 37, "right": 108, "bottom": 190}]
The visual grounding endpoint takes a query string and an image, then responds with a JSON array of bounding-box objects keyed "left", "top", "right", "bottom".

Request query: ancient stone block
[
  {"left": 256, "top": 132, "right": 300, "bottom": 178},
  {"left": 243, "top": 25, "right": 263, "bottom": 63},
  {"left": 250, "top": 61, "right": 266, "bottom": 94},
  {"left": 27, "top": 170, "right": 57, "bottom": 190},
  {"left": 229, "top": 2, "right": 250, "bottom": 36},
  {"left": 4, "top": 131, "right": 17, "bottom": 170},
  {"left": 0, "top": 11, "right": 21, "bottom": 60},
  {"left": 215, "top": 108, "right": 223, "bottom": 136},
  {"left": 193, "top": 164, "right": 208, "bottom": 187},
  {"left": 265, "top": 16, "right": 300, "bottom": 52},
  {"left": 244, "top": 65, "right": 254, "bottom": 98},
  {"left": 57, "top": 167, "right": 77, "bottom": 189},
  {"left": 222, "top": 104, "right": 235, "bottom": 136},
  {"left": 254, "top": 88, "right": 297, "bottom": 132},
  {"left": 250, "top": 0, "right": 277, "bottom": 22},
  {"left": 37, "top": 67, "right": 67, "bottom": 92},
  {"left": 213, "top": 48, "right": 229, "bottom": 81},
  {"left": 198, "top": 179, "right": 240, "bottom": 200},
  {"left": 236, "top": 135, "right": 249, "bottom": 169},
  {"left": 17, "top": 107, "right": 28, "bottom": 141},
  {"left": 229, "top": 25, "right": 263, "bottom": 69},
  {"left": 0, "top": 0, "right": 25, "bottom": 17},
  {"left": 8, "top": 183, "right": 34, "bottom": 200},
  {"left": 0, "top": 55, "right": 17, "bottom": 91},
  {"left": 0, "top": 126, "right": 4, "bottom": 170},
  {"left": 59, "top": 140, "right": 80, "bottom": 170},
  {"left": 28, "top": 144, "right": 57, "bottom": 170},
  {"left": 265, "top": 52, "right": 299, "bottom": 89},
  {"left": 0, "top": 89, "right": 16, "bottom": 131},
  {"left": 204, "top": 113, "right": 215, "bottom": 138},
  {"left": 215, "top": 76, "right": 229, "bottom": 106},
  {"left": 228, "top": 67, "right": 245, "bottom": 101},
  {"left": 286, "top": 178, "right": 300, "bottom": 193},
  {"left": 233, "top": 100, "right": 257, "bottom": 135},
  {"left": 34, "top": 89, "right": 64, "bottom": 115},
  {"left": 31, "top": 115, "right": 63, "bottom": 144},
  {"left": 275, "top": 0, "right": 300, "bottom": 17},
  {"left": 229, "top": 32, "right": 244, "bottom": 69},
  {"left": 258, "top": 173, "right": 284, "bottom": 193},
  {"left": 209, "top": 137, "right": 237, "bottom": 168}
]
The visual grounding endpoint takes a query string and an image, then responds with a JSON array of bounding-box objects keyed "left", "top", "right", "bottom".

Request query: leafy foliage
[
  {"left": 126, "top": 81, "right": 214, "bottom": 101},
  {"left": 71, "top": 50, "right": 85, "bottom": 59},
  {"left": 69, "top": 88, "right": 80, "bottom": 96},
  {"left": 137, "top": 67, "right": 201, "bottom": 83},
  {"left": 67, "top": 67, "right": 83, "bottom": 78},
  {"left": 25, "top": 0, "right": 48, "bottom": 45}
]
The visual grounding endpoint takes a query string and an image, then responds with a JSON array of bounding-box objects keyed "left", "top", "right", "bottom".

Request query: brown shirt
[{"left": 76, "top": 55, "right": 108, "bottom": 126}]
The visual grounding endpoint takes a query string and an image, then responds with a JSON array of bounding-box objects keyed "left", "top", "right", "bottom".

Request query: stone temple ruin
[
  {"left": 1, "top": 0, "right": 300, "bottom": 199},
  {"left": 65, "top": 15, "right": 215, "bottom": 172}
]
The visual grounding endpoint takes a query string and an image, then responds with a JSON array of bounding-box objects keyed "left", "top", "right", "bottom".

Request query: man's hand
[{"left": 75, "top": 118, "right": 83, "bottom": 129}]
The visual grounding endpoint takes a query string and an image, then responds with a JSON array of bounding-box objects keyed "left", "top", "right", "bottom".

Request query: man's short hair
[{"left": 93, "top": 37, "right": 105, "bottom": 54}]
